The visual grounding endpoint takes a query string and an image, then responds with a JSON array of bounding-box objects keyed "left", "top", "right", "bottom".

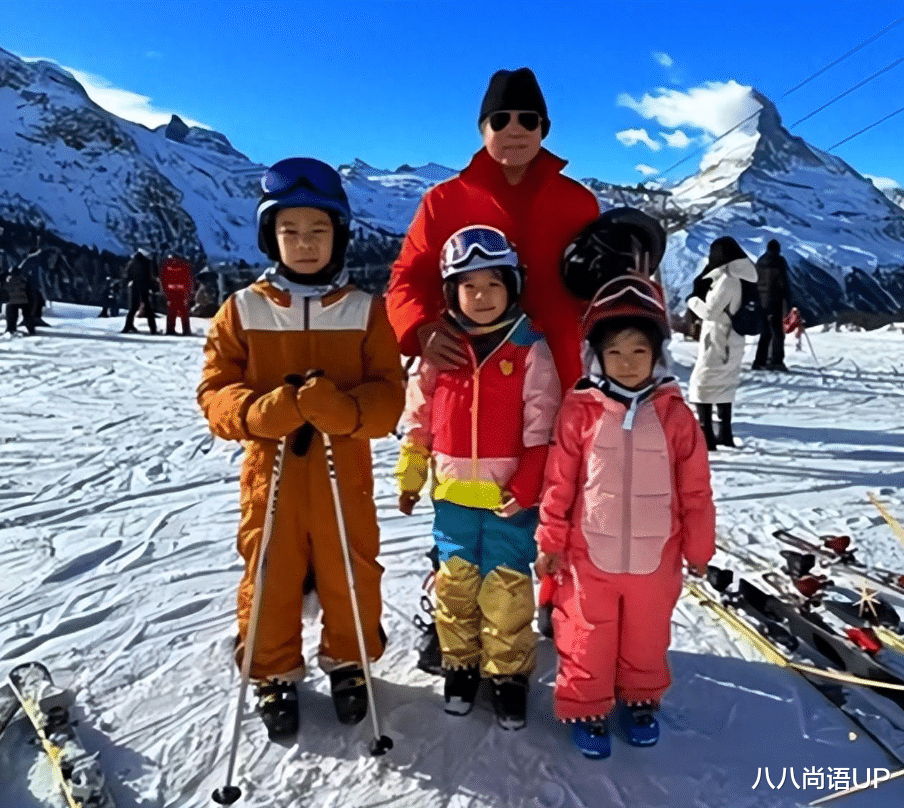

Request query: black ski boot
[
  {"left": 443, "top": 666, "right": 481, "bottom": 716},
  {"left": 695, "top": 403, "right": 718, "bottom": 452},
  {"left": 329, "top": 664, "right": 368, "bottom": 725},
  {"left": 717, "top": 403, "right": 735, "bottom": 447},
  {"left": 253, "top": 678, "right": 299, "bottom": 741},
  {"left": 490, "top": 674, "right": 528, "bottom": 730}
]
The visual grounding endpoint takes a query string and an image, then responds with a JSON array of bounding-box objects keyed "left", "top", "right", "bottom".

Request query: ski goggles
[
  {"left": 441, "top": 227, "right": 519, "bottom": 273},
  {"left": 260, "top": 157, "right": 342, "bottom": 200},
  {"left": 487, "top": 111, "right": 542, "bottom": 132}
]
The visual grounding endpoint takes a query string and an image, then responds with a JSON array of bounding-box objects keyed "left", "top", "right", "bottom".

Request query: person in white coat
[{"left": 686, "top": 237, "right": 758, "bottom": 450}]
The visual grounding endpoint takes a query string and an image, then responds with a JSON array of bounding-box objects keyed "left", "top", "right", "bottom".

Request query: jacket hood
[{"left": 705, "top": 257, "right": 757, "bottom": 283}]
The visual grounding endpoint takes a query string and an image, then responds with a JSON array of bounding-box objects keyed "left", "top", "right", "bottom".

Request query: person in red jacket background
[
  {"left": 159, "top": 254, "right": 194, "bottom": 336},
  {"left": 387, "top": 67, "right": 600, "bottom": 390}
]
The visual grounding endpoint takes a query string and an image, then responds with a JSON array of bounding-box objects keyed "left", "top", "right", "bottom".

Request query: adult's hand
[{"left": 417, "top": 321, "right": 468, "bottom": 370}]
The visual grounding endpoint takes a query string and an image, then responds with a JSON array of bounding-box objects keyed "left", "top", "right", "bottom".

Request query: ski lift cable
[
  {"left": 827, "top": 105, "right": 904, "bottom": 151},
  {"left": 646, "top": 16, "right": 904, "bottom": 181},
  {"left": 781, "top": 14, "right": 904, "bottom": 97},
  {"left": 788, "top": 57, "right": 904, "bottom": 129}
]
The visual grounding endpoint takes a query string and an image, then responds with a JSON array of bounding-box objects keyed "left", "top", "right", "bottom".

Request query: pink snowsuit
[{"left": 536, "top": 378, "right": 715, "bottom": 721}]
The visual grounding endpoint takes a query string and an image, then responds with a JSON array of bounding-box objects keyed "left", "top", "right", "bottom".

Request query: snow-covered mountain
[
  {"left": 1, "top": 46, "right": 902, "bottom": 322},
  {"left": 0, "top": 48, "right": 449, "bottom": 273},
  {"left": 659, "top": 90, "right": 904, "bottom": 323}
]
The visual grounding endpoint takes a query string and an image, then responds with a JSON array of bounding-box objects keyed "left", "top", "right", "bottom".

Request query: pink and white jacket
[
  {"left": 537, "top": 378, "right": 715, "bottom": 575},
  {"left": 395, "top": 314, "right": 561, "bottom": 510}
]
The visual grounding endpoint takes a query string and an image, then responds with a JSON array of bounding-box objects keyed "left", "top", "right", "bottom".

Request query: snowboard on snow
[{"left": 7, "top": 661, "right": 115, "bottom": 808}]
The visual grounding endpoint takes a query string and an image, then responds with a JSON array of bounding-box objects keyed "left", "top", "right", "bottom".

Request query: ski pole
[
  {"left": 321, "top": 431, "right": 393, "bottom": 756},
  {"left": 213, "top": 436, "right": 289, "bottom": 806}
]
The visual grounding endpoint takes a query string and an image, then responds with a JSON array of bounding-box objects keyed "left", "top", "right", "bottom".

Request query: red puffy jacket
[
  {"left": 387, "top": 148, "right": 599, "bottom": 389},
  {"left": 159, "top": 257, "right": 194, "bottom": 300}
]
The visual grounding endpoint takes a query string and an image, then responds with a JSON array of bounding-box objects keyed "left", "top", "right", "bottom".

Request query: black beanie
[{"left": 479, "top": 67, "right": 550, "bottom": 138}]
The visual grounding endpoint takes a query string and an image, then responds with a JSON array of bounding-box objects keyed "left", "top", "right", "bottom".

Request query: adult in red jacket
[
  {"left": 159, "top": 255, "right": 194, "bottom": 335},
  {"left": 387, "top": 67, "right": 599, "bottom": 390}
]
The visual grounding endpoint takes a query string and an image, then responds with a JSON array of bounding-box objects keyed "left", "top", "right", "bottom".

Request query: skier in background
[
  {"left": 98, "top": 275, "right": 121, "bottom": 318},
  {"left": 159, "top": 254, "right": 194, "bottom": 335},
  {"left": 197, "top": 158, "right": 404, "bottom": 740},
  {"left": 4, "top": 259, "right": 35, "bottom": 335},
  {"left": 752, "top": 239, "right": 792, "bottom": 371},
  {"left": 535, "top": 274, "right": 715, "bottom": 758},
  {"left": 395, "top": 226, "right": 560, "bottom": 729},
  {"left": 121, "top": 248, "right": 158, "bottom": 334}
]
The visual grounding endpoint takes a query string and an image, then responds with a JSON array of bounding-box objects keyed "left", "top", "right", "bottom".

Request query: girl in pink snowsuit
[{"left": 535, "top": 274, "right": 716, "bottom": 758}]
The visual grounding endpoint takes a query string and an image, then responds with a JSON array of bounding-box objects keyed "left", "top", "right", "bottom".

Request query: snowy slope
[{"left": 2, "top": 309, "right": 904, "bottom": 807}]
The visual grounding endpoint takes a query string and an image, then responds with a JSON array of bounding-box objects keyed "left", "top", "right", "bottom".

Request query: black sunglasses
[{"left": 488, "top": 111, "right": 541, "bottom": 132}]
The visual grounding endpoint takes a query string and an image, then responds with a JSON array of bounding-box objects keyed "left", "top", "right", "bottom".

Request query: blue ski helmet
[{"left": 256, "top": 157, "right": 352, "bottom": 267}]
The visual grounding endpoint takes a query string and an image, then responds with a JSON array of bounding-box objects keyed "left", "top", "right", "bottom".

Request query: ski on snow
[
  {"left": 686, "top": 573, "right": 904, "bottom": 805},
  {"left": 7, "top": 661, "right": 115, "bottom": 808}
]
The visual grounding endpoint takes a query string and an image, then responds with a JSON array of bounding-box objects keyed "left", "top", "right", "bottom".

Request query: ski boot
[
  {"left": 253, "top": 678, "right": 299, "bottom": 741},
  {"left": 443, "top": 666, "right": 481, "bottom": 716},
  {"left": 622, "top": 701, "right": 660, "bottom": 746},
  {"left": 571, "top": 718, "right": 611, "bottom": 759},
  {"left": 329, "top": 664, "right": 368, "bottom": 725},
  {"left": 490, "top": 674, "right": 528, "bottom": 730}
]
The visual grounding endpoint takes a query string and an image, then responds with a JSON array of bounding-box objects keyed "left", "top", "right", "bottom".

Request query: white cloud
[
  {"left": 617, "top": 80, "right": 760, "bottom": 136},
  {"left": 22, "top": 55, "right": 206, "bottom": 130},
  {"left": 661, "top": 129, "right": 694, "bottom": 149},
  {"left": 864, "top": 174, "right": 901, "bottom": 191},
  {"left": 615, "top": 128, "right": 662, "bottom": 151},
  {"left": 635, "top": 164, "right": 660, "bottom": 177},
  {"left": 652, "top": 51, "right": 674, "bottom": 68}
]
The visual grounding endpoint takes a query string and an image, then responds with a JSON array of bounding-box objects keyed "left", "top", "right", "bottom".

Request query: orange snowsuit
[{"left": 197, "top": 278, "right": 405, "bottom": 680}]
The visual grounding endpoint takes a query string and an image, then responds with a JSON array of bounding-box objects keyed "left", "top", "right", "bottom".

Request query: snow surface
[{"left": 2, "top": 305, "right": 904, "bottom": 807}]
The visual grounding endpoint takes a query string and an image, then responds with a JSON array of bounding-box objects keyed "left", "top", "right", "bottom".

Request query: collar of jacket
[
  {"left": 460, "top": 147, "right": 568, "bottom": 194},
  {"left": 575, "top": 374, "right": 679, "bottom": 429},
  {"left": 250, "top": 277, "right": 353, "bottom": 309}
]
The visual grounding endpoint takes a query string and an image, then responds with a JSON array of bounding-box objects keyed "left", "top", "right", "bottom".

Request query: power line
[
  {"left": 781, "top": 14, "right": 904, "bottom": 97},
  {"left": 789, "top": 57, "right": 904, "bottom": 129},
  {"left": 828, "top": 105, "right": 904, "bottom": 151},
  {"left": 645, "top": 16, "right": 904, "bottom": 181}
]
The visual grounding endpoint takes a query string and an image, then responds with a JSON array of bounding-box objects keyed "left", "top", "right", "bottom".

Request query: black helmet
[{"left": 561, "top": 208, "right": 667, "bottom": 301}]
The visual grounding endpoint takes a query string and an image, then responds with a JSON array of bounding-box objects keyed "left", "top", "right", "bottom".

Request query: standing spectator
[
  {"left": 386, "top": 67, "right": 599, "bottom": 391},
  {"left": 686, "top": 237, "right": 758, "bottom": 450},
  {"left": 17, "top": 242, "right": 49, "bottom": 328},
  {"left": 122, "top": 248, "right": 158, "bottom": 334},
  {"left": 4, "top": 260, "right": 35, "bottom": 335},
  {"left": 752, "top": 239, "right": 792, "bottom": 371},
  {"left": 98, "top": 275, "right": 121, "bottom": 318},
  {"left": 192, "top": 268, "right": 221, "bottom": 317},
  {"left": 159, "top": 254, "right": 195, "bottom": 335}
]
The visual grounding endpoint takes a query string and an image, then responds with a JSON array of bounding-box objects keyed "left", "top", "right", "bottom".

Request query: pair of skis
[
  {"left": 1, "top": 662, "right": 114, "bottom": 807},
  {"left": 687, "top": 520, "right": 904, "bottom": 808}
]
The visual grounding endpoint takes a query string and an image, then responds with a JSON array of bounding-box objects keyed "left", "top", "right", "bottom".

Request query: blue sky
[{"left": 3, "top": 0, "right": 903, "bottom": 188}]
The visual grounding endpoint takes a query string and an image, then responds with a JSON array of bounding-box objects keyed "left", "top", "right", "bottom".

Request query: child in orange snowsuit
[{"left": 197, "top": 158, "right": 404, "bottom": 739}]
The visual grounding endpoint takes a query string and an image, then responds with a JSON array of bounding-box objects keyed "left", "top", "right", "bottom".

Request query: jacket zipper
[
  {"left": 465, "top": 315, "right": 525, "bottom": 480},
  {"left": 621, "top": 426, "right": 634, "bottom": 571},
  {"left": 304, "top": 297, "right": 310, "bottom": 331}
]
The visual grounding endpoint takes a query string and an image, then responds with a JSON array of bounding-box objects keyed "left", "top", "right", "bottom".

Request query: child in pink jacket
[{"left": 535, "top": 273, "right": 715, "bottom": 758}]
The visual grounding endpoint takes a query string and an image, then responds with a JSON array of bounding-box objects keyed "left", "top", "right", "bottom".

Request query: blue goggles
[
  {"left": 260, "top": 157, "right": 343, "bottom": 201},
  {"left": 442, "top": 227, "right": 518, "bottom": 271}
]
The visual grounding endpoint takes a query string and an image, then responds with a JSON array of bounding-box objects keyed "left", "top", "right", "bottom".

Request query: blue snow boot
[
  {"left": 622, "top": 701, "right": 660, "bottom": 747},
  {"left": 571, "top": 718, "right": 611, "bottom": 759}
]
